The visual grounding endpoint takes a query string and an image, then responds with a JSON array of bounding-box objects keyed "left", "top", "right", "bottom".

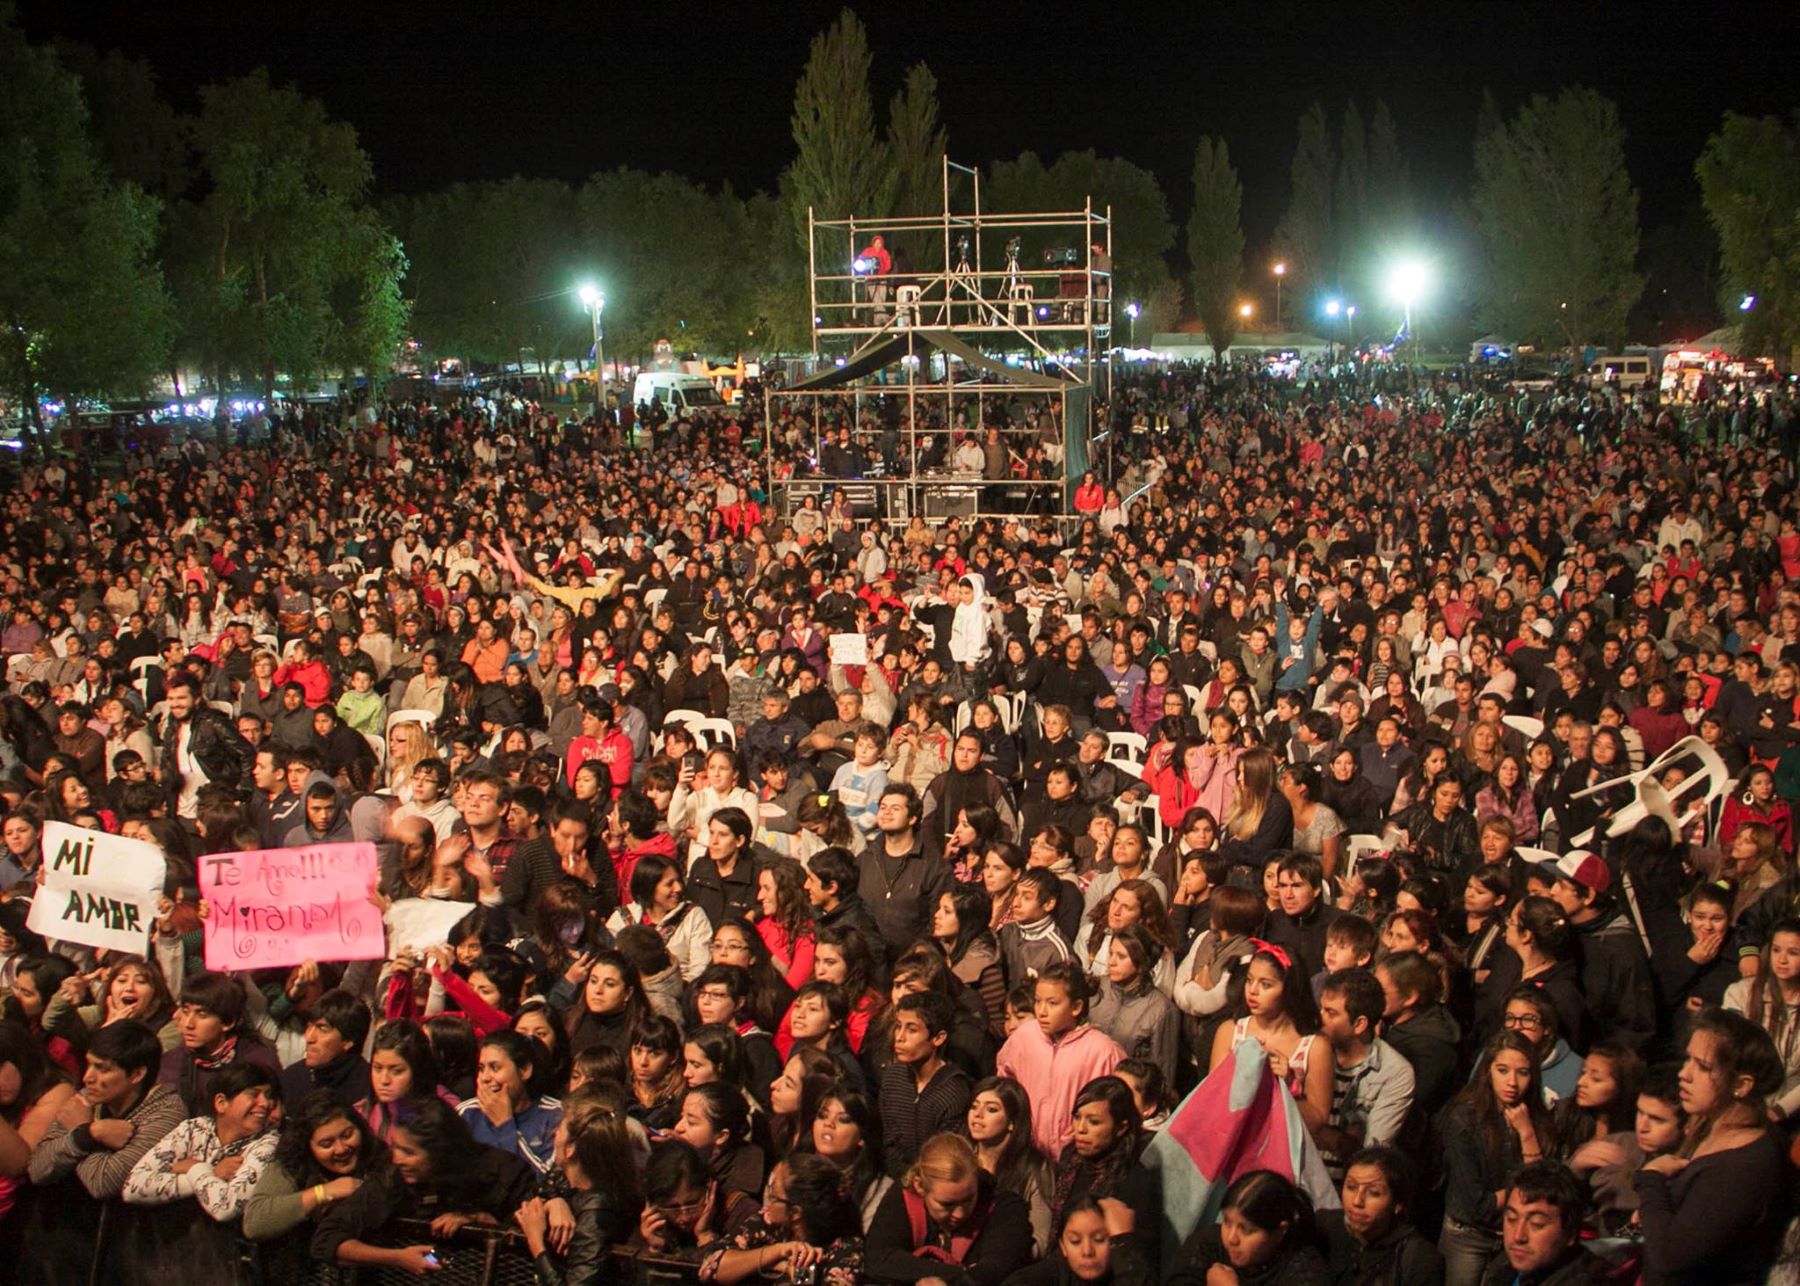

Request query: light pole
[
  {"left": 1387, "top": 261, "right": 1428, "bottom": 363},
  {"left": 577, "top": 282, "right": 606, "bottom": 422},
  {"left": 1125, "top": 301, "right": 1141, "bottom": 349},
  {"left": 1324, "top": 299, "right": 1340, "bottom": 364},
  {"left": 1271, "top": 262, "right": 1287, "bottom": 331}
]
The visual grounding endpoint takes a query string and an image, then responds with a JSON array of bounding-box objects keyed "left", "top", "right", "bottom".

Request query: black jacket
[
  {"left": 160, "top": 705, "right": 256, "bottom": 801},
  {"left": 866, "top": 1169, "right": 1034, "bottom": 1286},
  {"left": 1383, "top": 1003, "right": 1462, "bottom": 1120},
  {"left": 1572, "top": 906, "right": 1655, "bottom": 1054},
  {"left": 857, "top": 842, "right": 951, "bottom": 959},
  {"left": 1318, "top": 1211, "right": 1445, "bottom": 1286}
]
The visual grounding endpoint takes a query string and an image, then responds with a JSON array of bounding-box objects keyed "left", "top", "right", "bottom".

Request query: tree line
[{"left": 2, "top": 6, "right": 1795, "bottom": 430}]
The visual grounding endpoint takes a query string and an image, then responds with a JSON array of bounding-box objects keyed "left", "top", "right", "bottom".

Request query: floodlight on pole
[
  {"left": 1271, "top": 262, "right": 1287, "bottom": 330},
  {"left": 1125, "top": 301, "right": 1141, "bottom": 348},
  {"left": 576, "top": 282, "right": 606, "bottom": 421},
  {"left": 1386, "top": 259, "right": 1430, "bottom": 358}
]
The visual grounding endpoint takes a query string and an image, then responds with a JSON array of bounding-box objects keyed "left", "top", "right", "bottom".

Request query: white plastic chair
[
  {"left": 1565, "top": 735, "right": 1734, "bottom": 847},
  {"left": 363, "top": 732, "right": 385, "bottom": 768},
  {"left": 387, "top": 708, "right": 438, "bottom": 736},
  {"left": 664, "top": 708, "right": 705, "bottom": 730},
  {"left": 1183, "top": 684, "right": 1204, "bottom": 712},
  {"left": 253, "top": 633, "right": 280, "bottom": 655},
  {"left": 644, "top": 587, "right": 668, "bottom": 613},
  {"left": 1503, "top": 714, "right": 1545, "bottom": 742},
  {"left": 1344, "top": 834, "right": 1386, "bottom": 866},
  {"left": 691, "top": 717, "right": 738, "bottom": 751},
  {"left": 1106, "top": 732, "right": 1148, "bottom": 765}
]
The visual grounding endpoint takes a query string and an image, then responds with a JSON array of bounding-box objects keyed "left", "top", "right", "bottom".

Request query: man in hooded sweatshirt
[{"left": 285, "top": 776, "right": 353, "bottom": 847}]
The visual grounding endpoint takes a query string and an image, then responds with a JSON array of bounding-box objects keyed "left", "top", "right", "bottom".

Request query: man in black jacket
[
  {"left": 805, "top": 846, "right": 889, "bottom": 978},
  {"left": 858, "top": 784, "right": 951, "bottom": 959},
  {"left": 1544, "top": 851, "right": 1656, "bottom": 1054},
  {"left": 1265, "top": 853, "right": 1340, "bottom": 980},
  {"left": 160, "top": 671, "right": 255, "bottom": 821}
]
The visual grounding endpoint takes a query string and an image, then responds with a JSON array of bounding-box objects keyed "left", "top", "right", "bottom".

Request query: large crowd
[{"left": 0, "top": 359, "right": 1797, "bottom": 1286}]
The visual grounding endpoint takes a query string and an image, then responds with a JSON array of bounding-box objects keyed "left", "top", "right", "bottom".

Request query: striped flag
[{"left": 1142, "top": 1039, "right": 1341, "bottom": 1260}]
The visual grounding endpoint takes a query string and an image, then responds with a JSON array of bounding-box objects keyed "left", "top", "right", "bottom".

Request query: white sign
[
  {"left": 28, "top": 821, "right": 166, "bottom": 954},
  {"left": 383, "top": 897, "right": 477, "bottom": 957},
  {"left": 829, "top": 633, "right": 867, "bottom": 666}
]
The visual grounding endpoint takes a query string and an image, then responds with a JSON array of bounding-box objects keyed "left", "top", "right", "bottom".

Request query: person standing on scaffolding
[{"left": 855, "top": 234, "right": 892, "bottom": 323}]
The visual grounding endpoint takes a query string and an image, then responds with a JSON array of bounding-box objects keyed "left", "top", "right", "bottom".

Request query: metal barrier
[
  {"left": 66, "top": 1201, "right": 703, "bottom": 1286},
  {"left": 288, "top": 1216, "right": 703, "bottom": 1286}
]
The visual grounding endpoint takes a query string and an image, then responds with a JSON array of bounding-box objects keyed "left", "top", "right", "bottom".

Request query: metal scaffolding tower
[{"left": 764, "top": 158, "right": 1112, "bottom": 525}]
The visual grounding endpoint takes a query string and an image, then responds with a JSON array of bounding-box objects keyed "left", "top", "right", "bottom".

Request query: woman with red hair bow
[{"left": 1206, "top": 939, "right": 1332, "bottom": 1136}]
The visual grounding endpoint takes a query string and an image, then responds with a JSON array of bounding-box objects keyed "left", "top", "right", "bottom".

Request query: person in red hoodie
[
  {"left": 272, "top": 639, "right": 332, "bottom": 707},
  {"left": 608, "top": 788, "right": 676, "bottom": 903}
]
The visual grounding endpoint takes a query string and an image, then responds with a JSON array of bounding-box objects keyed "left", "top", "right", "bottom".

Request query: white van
[
  {"left": 1589, "top": 355, "right": 1654, "bottom": 390},
  {"left": 632, "top": 372, "right": 726, "bottom": 415}
]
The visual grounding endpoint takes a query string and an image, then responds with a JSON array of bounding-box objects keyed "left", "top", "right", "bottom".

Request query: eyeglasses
[{"left": 1502, "top": 1013, "right": 1545, "bottom": 1032}]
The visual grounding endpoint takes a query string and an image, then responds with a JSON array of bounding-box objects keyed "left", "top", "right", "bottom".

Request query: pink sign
[{"left": 199, "top": 842, "right": 385, "bottom": 970}]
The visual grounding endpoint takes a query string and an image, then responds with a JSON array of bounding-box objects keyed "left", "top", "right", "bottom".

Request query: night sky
[{"left": 19, "top": 0, "right": 1800, "bottom": 251}]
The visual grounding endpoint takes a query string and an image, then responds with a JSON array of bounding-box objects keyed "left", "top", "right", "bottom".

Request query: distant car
[{"left": 1588, "top": 354, "right": 1655, "bottom": 390}]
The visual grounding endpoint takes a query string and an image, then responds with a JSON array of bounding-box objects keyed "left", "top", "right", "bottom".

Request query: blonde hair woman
[
  {"left": 868, "top": 1132, "right": 1033, "bottom": 1276},
  {"left": 385, "top": 720, "right": 430, "bottom": 798},
  {"left": 1218, "top": 747, "right": 1293, "bottom": 868}
]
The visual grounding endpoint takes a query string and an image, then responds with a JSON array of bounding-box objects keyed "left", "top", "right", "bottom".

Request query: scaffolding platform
[{"left": 766, "top": 159, "right": 1112, "bottom": 523}]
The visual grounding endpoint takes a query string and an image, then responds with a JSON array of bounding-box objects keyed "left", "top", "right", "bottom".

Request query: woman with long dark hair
[
  {"left": 313, "top": 1097, "right": 538, "bottom": 1274},
  {"left": 1048, "top": 1076, "right": 1158, "bottom": 1271},
  {"left": 1207, "top": 942, "right": 1330, "bottom": 1135},
  {"left": 243, "top": 1092, "right": 386, "bottom": 1245},
  {"left": 1723, "top": 917, "right": 1800, "bottom": 1117},
  {"left": 965, "top": 1075, "right": 1053, "bottom": 1254},
  {"left": 0, "top": 1018, "right": 75, "bottom": 1222},
  {"left": 357, "top": 1019, "right": 451, "bottom": 1143},
  {"left": 1167, "top": 1169, "right": 1325, "bottom": 1286},
  {"left": 1435, "top": 1031, "right": 1556, "bottom": 1286},
  {"left": 806, "top": 1083, "right": 892, "bottom": 1232},
  {"left": 563, "top": 949, "right": 649, "bottom": 1058},
  {"left": 1634, "top": 1008, "right": 1787, "bottom": 1285},
  {"left": 931, "top": 883, "right": 1007, "bottom": 1039},
  {"left": 514, "top": 1090, "right": 644, "bottom": 1280}
]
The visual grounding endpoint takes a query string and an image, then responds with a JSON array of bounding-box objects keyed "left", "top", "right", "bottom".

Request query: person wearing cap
[{"left": 1542, "top": 850, "right": 1655, "bottom": 1055}]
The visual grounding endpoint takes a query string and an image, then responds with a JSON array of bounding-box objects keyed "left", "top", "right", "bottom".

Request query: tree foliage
[
  {"left": 0, "top": 18, "right": 171, "bottom": 425},
  {"left": 885, "top": 62, "right": 946, "bottom": 270},
  {"left": 788, "top": 8, "right": 892, "bottom": 251},
  {"left": 1472, "top": 87, "right": 1642, "bottom": 353},
  {"left": 579, "top": 169, "right": 757, "bottom": 358},
  {"left": 1696, "top": 112, "right": 1800, "bottom": 359},
  {"left": 388, "top": 178, "right": 582, "bottom": 368},
  {"left": 1187, "top": 136, "right": 1245, "bottom": 358},
  {"left": 54, "top": 43, "right": 187, "bottom": 201},
  {"left": 184, "top": 70, "right": 407, "bottom": 394},
  {"left": 1276, "top": 103, "right": 1334, "bottom": 291},
  {"left": 986, "top": 150, "right": 1174, "bottom": 305}
]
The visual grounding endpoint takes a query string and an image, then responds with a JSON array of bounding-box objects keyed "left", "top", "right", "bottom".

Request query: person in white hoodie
[{"left": 949, "top": 574, "right": 991, "bottom": 670}]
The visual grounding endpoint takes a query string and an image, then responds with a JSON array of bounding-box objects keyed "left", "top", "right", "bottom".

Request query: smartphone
[{"left": 423, "top": 1251, "right": 443, "bottom": 1268}]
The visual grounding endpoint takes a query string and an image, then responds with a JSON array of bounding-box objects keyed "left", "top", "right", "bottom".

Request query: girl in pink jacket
[{"left": 994, "top": 962, "right": 1125, "bottom": 1158}]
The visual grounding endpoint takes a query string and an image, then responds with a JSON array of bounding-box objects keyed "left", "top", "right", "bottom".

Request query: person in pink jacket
[
  {"left": 994, "top": 961, "right": 1124, "bottom": 1158},
  {"left": 1143, "top": 714, "right": 1243, "bottom": 832}
]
